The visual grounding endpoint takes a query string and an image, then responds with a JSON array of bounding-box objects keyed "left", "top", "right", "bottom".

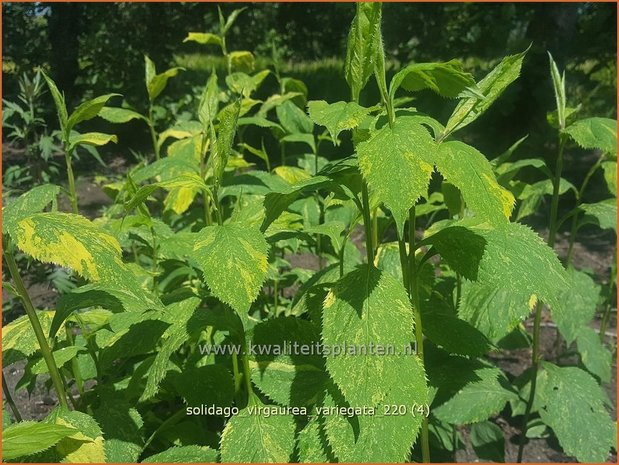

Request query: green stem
[
  {"left": 64, "top": 324, "right": 84, "bottom": 397},
  {"left": 213, "top": 185, "right": 223, "bottom": 226},
  {"left": 547, "top": 136, "right": 567, "bottom": 249},
  {"left": 150, "top": 226, "right": 158, "bottom": 294},
  {"left": 64, "top": 149, "right": 78, "bottom": 214},
  {"left": 518, "top": 133, "right": 566, "bottom": 461},
  {"left": 141, "top": 408, "right": 185, "bottom": 457},
  {"left": 566, "top": 154, "right": 605, "bottom": 265},
  {"left": 273, "top": 279, "right": 279, "bottom": 311},
  {"left": 408, "top": 208, "right": 430, "bottom": 463},
  {"left": 232, "top": 352, "right": 242, "bottom": 393},
  {"left": 398, "top": 208, "right": 429, "bottom": 463},
  {"left": 242, "top": 347, "right": 254, "bottom": 396},
  {"left": 148, "top": 105, "right": 160, "bottom": 161},
  {"left": 4, "top": 244, "right": 69, "bottom": 409},
  {"left": 361, "top": 183, "right": 374, "bottom": 265},
  {"left": 517, "top": 301, "right": 542, "bottom": 462},
  {"left": 2, "top": 373, "right": 23, "bottom": 422}
]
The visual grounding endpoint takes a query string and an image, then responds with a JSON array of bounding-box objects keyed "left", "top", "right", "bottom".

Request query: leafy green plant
[
  {"left": 42, "top": 73, "right": 119, "bottom": 214},
  {"left": 2, "top": 3, "right": 616, "bottom": 464},
  {"left": 2, "top": 70, "right": 61, "bottom": 191}
]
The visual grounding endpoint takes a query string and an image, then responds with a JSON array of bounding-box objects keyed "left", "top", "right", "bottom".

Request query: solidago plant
[{"left": 2, "top": 3, "right": 616, "bottom": 463}]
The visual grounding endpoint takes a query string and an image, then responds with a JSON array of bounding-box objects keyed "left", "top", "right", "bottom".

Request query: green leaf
[
  {"left": 2, "top": 184, "right": 60, "bottom": 235},
  {"left": 576, "top": 327, "right": 612, "bottom": 383},
  {"left": 194, "top": 224, "right": 268, "bottom": 325},
  {"left": 436, "top": 141, "right": 514, "bottom": 224},
  {"left": 445, "top": 48, "right": 527, "bottom": 134},
  {"left": 223, "top": 7, "right": 246, "bottom": 33},
  {"left": 2, "top": 421, "right": 77, "bottom": 460},
  {"left": 276, "top": 100, "right": 313, "bottom": 134},
  {"left": 144, "top": 55, "right": 183, "bottom": 102},
  {"left": 580, "top": 199, "right": 617, "bottom": 231},
  {"left": 357, "top": 116, "right": 437, "bottom": 237},
  {"left": 140, "top": 296, "right": 201, "bottom": 401},
  {"left": 307, "top": 100, "right": 369, "bottom": 143},
  {"left": 66, "top": 93, "right": 121, "bottom": 132},
  {"left": 42, "top": 72, "right": 68, "bottom": 133},
  {"left": 537, "top": 363, "right": 615, "bottom": 462},
  {"left": 213, "top": 100, "right": 241, "bottom": 184},
  {"left": 344, "top": 2, "right": 382, "bottom": 101},
  {"left": 548, "top": 52, "right": 566, "bottom": 129},
  {"left": 9, "top": 212, "right": 123, "bottom": 283},
  {"left": 142, "top": 446, "right": 218, "bottom": 463},
  {"left": 321, "top": 383, "right": 424, "bottom": 462},
  {"left": 470, "top": 421, "right": 505, "bottom": 463},
  {"left": 220, "top": 395, "right": 295, "bottom": 462},
  {"left": 228, "top": 50, "right": 255, "bottom": 73},
  {"left": 98, "top": 107, "right": 146, "bottom": 124},
  {"left": 428, "top": 220, "right": 567, "bottom": 340},
  {"left": 552, "top": 267, "right": 600, "bottom": 344},
  {"left": 93, "top": 396, "right": 144, "bottom": 463},
  {"left": 421, "top": 295, "right": 493, "bottom": 357},
  {"left": 2, "top": 311, "right": 62, "bottom": 365},
  {"left": 68, "top": 132, "right": 118, "bottom": 152},
  {"left": 199, "top": 70, "right": 219, "bottom": 127},
  {"left": 173, "top": 364, "right": 234, "bottom": 407},
  {"left": 250, "top": 317, "right": 328, "bottom": 406},
  {"left": 183, "top": 32, "right": 223, "bottom": 48},
  {"left": 297, "top": 417, "right": 330, "bottom": 462},
  {"left": 45, "top": 409, "right": 106, "bottom": 463},
  {"left": 602, "top": 161, "right": 617, "bottom": 196},
  {"left": 322, "top": 265, "right": 428, "bottom": 460},
  {"left": 389, "top": 60, "right": 476, "bottom": 100},
  {"left": 426, "top": 346, "right": 516, "bottom": 424},
  {"left": 280, "top": 133, "right": 316, "bottom": 153},
  {"left": 31, "top": 346, "right": 83, "bottom": 374},
  {"left": 564, "top": 117, "right": 617, "bottom": 154}
]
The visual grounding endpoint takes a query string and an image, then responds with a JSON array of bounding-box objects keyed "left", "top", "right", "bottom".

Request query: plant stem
[
  {"left": 408, "top": 208, "right": 430, "bottom": 463},
  {"left": 2, "top": 373, "right": 23, "bottom": 422},
  {"left": 242, "top": 347, "right": 254, "bottom": 396},
  {"left": 361, "top": 183, "right": 374, "bottom": 265},
  {"left": 64, "top": 149, "right": 78, "bottom": 214},
  {"left": 547, "top": 136, "right": 567, "bottom": 249},
  {"left": 231, "top": 352, "right": 242, "bottom": 393},
  {"left": 566, "top": 154, "right": 605, "bottom": 265},
  {"left": 148, "top": 105, "right": 160, "bottom": 161},
  {"left": 518, "top": 134, "right": 566, "bottom": 461},
  {"left": 4, "top": 245, "right": 69, "bottom": 410},
  {"left": 141, "top": 408, "right": 185, "bottom": 456}
]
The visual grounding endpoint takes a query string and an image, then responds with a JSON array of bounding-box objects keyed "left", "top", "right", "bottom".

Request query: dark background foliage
[{"left": 3, "top": 2, "right": 617, "bottom": 171}]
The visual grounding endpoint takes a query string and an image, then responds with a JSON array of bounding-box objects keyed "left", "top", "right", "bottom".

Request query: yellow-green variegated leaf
[
  {"left": 357, "top": 116, "right": 437, "bottom": 237},
  {"left": 2, "top": 421, "right": 77, "bottom": 460},
  {"left": 436, "top": 141, "right": 514, "bottom": 223},
  {"left": 564, "top": 117, "right": 617, "bottom": 154},
  {"left": 307, "top": 100, "right": 369, "bottom": 143},
  {"left": 220, "top": 395, "right": 295, "bottom": 463},
  {"left": 98, "top": 107, "right": 147, "bottom": 124},
  {"left": 144, "top": 55, "right": 183, "bottom": 102},
  {"left": 2, "top": 184, "right": 60, "bottom": 235},
  {"left": 194, "top": 224, "right": 268, "bottom": 325},
  {"left": 321, "top": 264, "right": 428, "bottom": 461},
  {"left": 602, "top": 161, "right": 617, "bottom": 196},
  {"left": 427, "top": 220, "right": 567, "bottom": 340},
  {"left": 389, "top": 59, "right": 477, "bottom": 100},
  {"left": 3, "top": 311, "right": 64, "bottom": 365},
  {"left": 11, "top": 212, "right": 123, "bottom": 282},
  {"left": 42, "top": 72, "right": 68, "bottom": 132},
  {"left": 537, "top": 363, "right": 615, "bottom": 463},
  {"left": 344, "top": 2, "right": 382, "bottom": 101},
  {"left": 66, "top": 94, "right": 121, "bottom": 132},
  {"left": 446, "top": 49, "right": 528, "bottom": 134},
  {"left": 228, "top": 51, "right": 255, "bottom": 73},
  {"left": 68, "top": 132, "right": 118, "bottom": 152},
  {"left": 46, "top": 409, "right": 105, "bottom": 463},
  {"left": 183, "top": 32, "right": 223, "bottom": 48}
]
